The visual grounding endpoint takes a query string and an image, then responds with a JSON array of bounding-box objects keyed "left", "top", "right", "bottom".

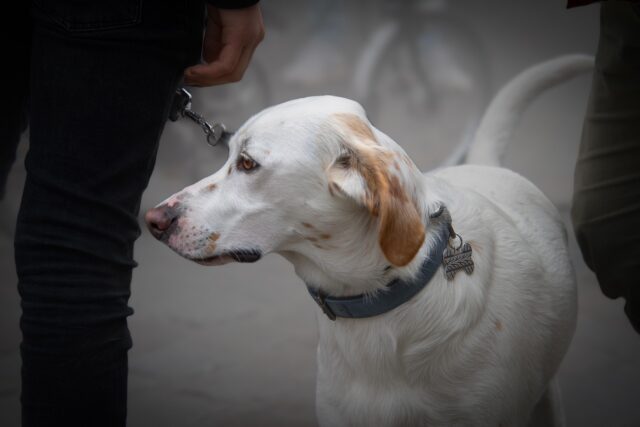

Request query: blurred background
[{"left": 1, "top": 0, "right": 639, "bottom": 426}]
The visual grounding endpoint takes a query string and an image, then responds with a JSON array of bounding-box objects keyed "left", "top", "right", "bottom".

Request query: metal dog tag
[{"left": 442, "top": 236, "right": 474, "bottom": 281}]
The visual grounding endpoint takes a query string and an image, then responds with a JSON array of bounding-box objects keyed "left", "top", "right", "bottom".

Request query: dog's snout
[{"left": 145, "top": 204, "right": 180, "bottom": 240}]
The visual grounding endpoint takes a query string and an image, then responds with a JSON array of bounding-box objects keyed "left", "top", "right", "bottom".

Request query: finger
[
  {"left": 201, "top": 30, "right": 223, "bottom": 64},
  {"left": 184, "top": 41, "right": 243, "bottom": 86},
  {"left": 224, "top": 44, "right": 256, "bottom": 83},
  {"left": 201, "top": 14, "right": 223, "bottom": 63},
  {"left": 233, "top": 44, "right": 258, "bottom": 81},
  {"left": 186, "top": 43, "right": 257, "bottom": 87}
]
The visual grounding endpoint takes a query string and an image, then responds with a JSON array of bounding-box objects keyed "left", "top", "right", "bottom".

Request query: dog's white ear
[
  {"left": 327, "top": 152, "right": 370, "bottom": 202},
  {"left": 327, "top": 144, "right": 425, "bottom": 267}
]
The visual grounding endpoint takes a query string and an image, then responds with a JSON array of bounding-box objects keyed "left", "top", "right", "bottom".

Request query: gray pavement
[{"left": 2, "top": 1, "right": 640, "bottom": 426}]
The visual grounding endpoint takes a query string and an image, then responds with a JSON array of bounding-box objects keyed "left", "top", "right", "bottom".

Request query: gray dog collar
[{"left": 306, "top": 205, "right": 453, "bottom": 320}]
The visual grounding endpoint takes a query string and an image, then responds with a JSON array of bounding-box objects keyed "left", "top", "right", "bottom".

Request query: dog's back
[{"left": 418, "top": 55, "right": 594, "bottom": 426}]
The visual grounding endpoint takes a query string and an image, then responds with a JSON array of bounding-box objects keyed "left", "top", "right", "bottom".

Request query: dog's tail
[{"left": 465, "top": 54, "right": 594, "bottom": 167}]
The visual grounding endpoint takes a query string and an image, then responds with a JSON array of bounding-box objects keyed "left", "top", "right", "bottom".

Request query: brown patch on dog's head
[
  {"left": 204, "top": 183, "right": 218, "bottom": 192},
  {"left": 301, "top": 222, "right": 314, "bottom": 229},
  {"left": 333, "top": 113, "right": 377, "bottom": 145},
  {"left": 327, "top": 118, "right": 425, "bottom": 266}
]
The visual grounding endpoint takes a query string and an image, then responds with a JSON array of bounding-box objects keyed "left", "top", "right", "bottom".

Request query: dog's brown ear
[
  {"left": 327, "top": 142, "right": 425, "bottom": 267},
  {"left": 377, "top": 177, "right": 426, "bottom": 267}
]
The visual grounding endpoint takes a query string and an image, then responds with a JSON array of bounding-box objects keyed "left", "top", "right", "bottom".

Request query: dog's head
[{"left": 146, "top": 96, "right": 426, "bottom": 285}]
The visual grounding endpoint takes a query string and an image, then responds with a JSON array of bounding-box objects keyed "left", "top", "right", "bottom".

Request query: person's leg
[
  {"left": 0, "top": 2, "right": 30, "bottom": 201},
  {"left": 571, "top": 2, "right": 640, "bottom": 333},
  {"left": 16, "top": 1, "right": 204, "bottom": 425}
]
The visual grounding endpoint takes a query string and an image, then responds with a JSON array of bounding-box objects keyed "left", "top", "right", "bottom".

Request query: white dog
[{"left": 146, "top": 55, "right": 593, "bottom": 426}]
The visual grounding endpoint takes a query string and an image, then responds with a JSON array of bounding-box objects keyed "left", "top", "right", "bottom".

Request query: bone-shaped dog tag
[{"left": 442, "top": 237, "right": 474, "bottom": 281}]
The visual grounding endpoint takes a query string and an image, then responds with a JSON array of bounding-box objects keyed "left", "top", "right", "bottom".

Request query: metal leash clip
[{"left": 169, "top": 88, "right": 227, "bottom": 147}]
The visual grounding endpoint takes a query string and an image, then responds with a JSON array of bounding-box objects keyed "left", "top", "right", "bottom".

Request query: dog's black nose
[{"left": 145, "top": 203, "right": 179, "bottom": 240}]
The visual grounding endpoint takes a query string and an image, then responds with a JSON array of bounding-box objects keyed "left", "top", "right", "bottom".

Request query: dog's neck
[{"left": 279, "top": 182, "right": 445, "bottom": 298}]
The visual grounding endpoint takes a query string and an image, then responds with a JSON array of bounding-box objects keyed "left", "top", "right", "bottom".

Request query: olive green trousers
[{"left": 572, "top": 1, "right": 640, "bottom": 333}]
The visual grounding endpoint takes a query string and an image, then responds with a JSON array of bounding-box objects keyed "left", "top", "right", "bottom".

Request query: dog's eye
[{"left": 237, "top": 154, "right": 259, "bottom": 172}]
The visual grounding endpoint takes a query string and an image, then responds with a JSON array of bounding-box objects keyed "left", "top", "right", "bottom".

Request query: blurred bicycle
[
  {"left": 153, "top": 0, "right": 490, "bottom": 190},
  {"left": 352, "top": 0, "right": 491, "bottom": 167}
]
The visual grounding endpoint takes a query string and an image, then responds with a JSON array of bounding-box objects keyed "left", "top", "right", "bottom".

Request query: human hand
[{"left": 184, "top": 4, "right": 265, "bottom": 87}]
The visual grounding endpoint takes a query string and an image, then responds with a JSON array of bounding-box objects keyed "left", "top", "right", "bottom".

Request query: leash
[
  {"left": 306, "top": 204, "right": 475, "bottom": 320},
  {"left": 169, "top": 87, "right": 229, "bottom": 147}
]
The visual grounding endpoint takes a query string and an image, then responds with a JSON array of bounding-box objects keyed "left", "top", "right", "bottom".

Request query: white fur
[{"left": 154, "top": 55, "right": 592, "bottom": 426}]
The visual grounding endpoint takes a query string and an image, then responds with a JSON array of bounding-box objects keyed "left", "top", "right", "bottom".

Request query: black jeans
[{"left": 4, "top": 1, "right": 205, "bottom": 425}]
